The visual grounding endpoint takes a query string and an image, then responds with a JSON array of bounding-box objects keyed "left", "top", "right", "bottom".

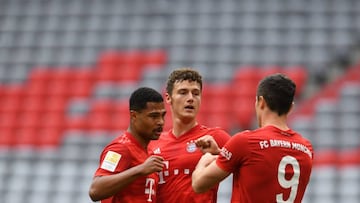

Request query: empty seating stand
[{"left": 0, "top": 0, "right": 359, "bottom": 202}]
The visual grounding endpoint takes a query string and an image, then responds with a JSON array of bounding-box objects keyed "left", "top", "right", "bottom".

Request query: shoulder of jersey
[
  {"left": 116, "top": 133, "right": 132, "bottom": 144},
  {"left": 233, "top": 129, "right": 252, "bottom": 137}
]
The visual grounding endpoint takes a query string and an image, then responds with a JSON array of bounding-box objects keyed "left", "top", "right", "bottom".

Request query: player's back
[{"left": 219, "top": 125, "right": 313, "bottom": 203}]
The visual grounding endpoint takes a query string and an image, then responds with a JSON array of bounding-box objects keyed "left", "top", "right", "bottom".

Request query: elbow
[
  {"left": 89, "top": 186, "right": 102, "bottom": 202},
  {"left": 192, "top": 182, "right": 206, "bottom": 194},
  {"left": 192, "top": 177, "right": 206, "bottom": 194},
  {"left": 89, "top": 189, "right": 99, "bottom": 202},
  {"left": 192, "top": 184, "right": 201, "bottom": 194}
]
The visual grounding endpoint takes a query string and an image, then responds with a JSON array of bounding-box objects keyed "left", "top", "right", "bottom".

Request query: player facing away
[
  {"left": 89, "top": 87, "right": 166, "bottom": 203},
  {"left": 148, "top": 68, "right": 231, "bottom": 203},
  {"left": 192, "top": 73, "right": 314, "bottom": 203}
]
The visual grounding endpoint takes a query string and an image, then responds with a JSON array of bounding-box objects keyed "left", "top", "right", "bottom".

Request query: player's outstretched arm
[
  {"left": 89, "top": 155, "right": 164, "bottom": 201},
  {"left": 192, "top": 153, "right": 230, "bottom": 193},
  {"left": 195, "top": 135, "right": 221, "bottom": 155}
]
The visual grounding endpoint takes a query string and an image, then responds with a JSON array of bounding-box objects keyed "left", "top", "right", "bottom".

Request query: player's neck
[
  {"left": 172, "top": 118, "right": 197, "bottom": 137},
  {"left": 127, "top": 128, "right": 148, "bottom": 150},
  {"left": 261, "top": 113, "right": 289, "bottom": 131}
]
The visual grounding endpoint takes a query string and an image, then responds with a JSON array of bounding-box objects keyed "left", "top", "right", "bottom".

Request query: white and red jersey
[
  {"left": 217, "top": 125, "right": 313, "bottom": 203},
  {"left": 149, "top": 124, "right": 231, "bottom": 203},
  {"left": 94, "top": 132, "right": 158, "bottom": 203}
]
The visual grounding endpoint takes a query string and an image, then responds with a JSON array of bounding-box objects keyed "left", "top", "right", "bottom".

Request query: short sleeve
[
  {"left": 94, "top": 143, "right": 131, "bottom": 176},
  {"left": 216, "top": 131, "right": 249, "bottom": 173},
  {"left": 209, "top": 128, "right": 231, "bottom": 148}
]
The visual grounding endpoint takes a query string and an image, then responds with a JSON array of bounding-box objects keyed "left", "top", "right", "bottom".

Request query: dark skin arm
[{"left": 89, "top": 155, "right": 164, "bottom": 201}]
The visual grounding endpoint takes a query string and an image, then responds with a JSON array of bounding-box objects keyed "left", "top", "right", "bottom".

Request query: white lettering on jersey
[
  {"left": 220, "top": 147, "right": 232, "bottom": 160},
  {"left": 270, "top": 139, "right": 291, "bottom": 148},
  {"left": 158, "top": 161, "right": 169, "bottom": 184},
  {"left": 259, "top": 140, "right": 269, "bottom": 149},
  {"left": 258, "top": 139, "right": 312, "bottom": 159},
  {"left": 145, "top": 178, "right": 155, "bottom": 202},
  {"left": 291, "top": 142, "right": 312, "bottom": 158},
  {"left": 157, "top": 160, "right": 195, "bottom": 184}
]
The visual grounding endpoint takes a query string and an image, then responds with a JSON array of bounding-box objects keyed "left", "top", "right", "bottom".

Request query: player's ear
[
  {"left": 165, "top": 92, "right": 172, "bottom": 104},
  {"left": 288, "top": 101, "right": 295, "bottom": 113},
  {"left": 130, "top": 110, "right": 137, "bottom": 121},
  {"left": 258, "top": 96, "right": 266, "bottom": 110}
]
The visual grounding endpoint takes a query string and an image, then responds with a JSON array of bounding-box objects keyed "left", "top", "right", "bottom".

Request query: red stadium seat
[
  {"left": 97, "top": 51, "right": 125, "bottom": 68},
  {"left": 43, "top": 96, "right": 67, "bottom": 113},
  {"left": 233, "top": 66, "right": 259, "bottom": 83},
  {"left": 284, "top": 66, "right": 308, "bottom": 96},
  {"left": 20, "top": 96, "right": 45, "bottom": 113},
  {"left": 338, "top": 149, "right": 360, "bottom": 166},
  {"left": 25, "top": 80, "right": 47, "bottom": 97},
  {"left": 85, "top": 100, "right": 114, "bottom": 130},
  {"left": 28, "top": 68, "right": 52, "bottom": 83},
  {"left": 0, "top": 113, "right": 17, "bottom": 129},
  {"left": 260, "top": 65, "right": 282, "bottom": 78},
  {"left": 118, "top": 64, "right": 142, "bottom": 82},
  {"left": 162, "top": 103, "right": 172, "bottom": 131},
  {"left": 17, "top": 112, "right": 41, "bottom": 129},
  {"left": 65, "top": 117, "right": 88, "bottom": 130},
  {"left": 68, "top": 79, "right": 93, "bottom": 97},
  {"left": 46, "top": 80, "right": 70, "bottom": 97},
  {"left": 0, "top": 85, "right": 24, "bottom": 114},
  {"left": 204, "top": 113, "right": 232, "bottom": 131},
  {"left": 90, "top": 100, "right": 114, "bottom": 114},
  {"left": 51, "top": 68, "right": 74, "bottom": 82},
  {"left": 201, "top": 83, "right": 232, "bottom": 114},
  {"left": 342, "top": 64, "right": 360, "bottom": 81},
  {"left": 232, "top": 80, "right": 257, "bottom": 99},
  {"left": 41, "top": 112, "right": 65, "bottom": 130},
  {"left": 232, "top": 98, "right": 255, "bottom": 129},
  {"left": 0, "top": 128, "right": 15, "bottom": 146},
  {"left": 111, "top": 101, "right": 130, "bottom": 130},
  {"left": 15, "top": 127, "right": 39, "bottom": 146},
  {"left": 96, "top": 65, "right": 118, "bottom": 81},
  {"left": 143, "top": 50, "right": 167, "bottom": 66},
  {"left": 37, "top": 127, "right": 61, "bottom": 147},
  {"left": 232, "top": 67, "right": 259, "bottom": 100},
  {"left": 122, "top": 50, "right": 145, "bottom": 66},
  {"left": 88, "top": 112, "right": 112, "bottom": 130}
]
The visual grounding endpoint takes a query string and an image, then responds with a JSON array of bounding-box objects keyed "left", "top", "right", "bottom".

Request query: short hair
[
  {"left": 256, "top": 73, "right": 296, "bottom": 116},
  {"left": 166, "top": 68, "right": 202, "bottom": 95},
  {"left": 129, "top": 87, "right": 163, "bottom": 112}
]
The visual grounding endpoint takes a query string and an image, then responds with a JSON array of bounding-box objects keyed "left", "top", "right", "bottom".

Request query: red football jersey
[
  {"left": 148, "top": 124, "right": 231, "bottom": 203},
  {"left": 94, "top": 132, "right": 158, "bottom": 203},
  {"left": 217, "top": 126, "right": 313, "bottom": 203}
]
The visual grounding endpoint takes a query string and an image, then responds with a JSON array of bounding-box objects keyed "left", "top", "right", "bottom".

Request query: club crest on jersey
[{"left": 186, "top": 142, "right": 197, "bottom": 153}]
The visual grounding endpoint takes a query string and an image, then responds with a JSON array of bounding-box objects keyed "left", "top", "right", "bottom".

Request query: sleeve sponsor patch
[{"left": 100, "top": 151, "right": 122, "bottom": 172}]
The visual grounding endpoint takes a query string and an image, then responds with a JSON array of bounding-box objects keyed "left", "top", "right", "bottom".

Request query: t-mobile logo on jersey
[
  {"left": 158, "top": 160, "right": 191, "bottom": 184},
  {"left": 145, "top": 178, "right": 155, "bottom": 202}
]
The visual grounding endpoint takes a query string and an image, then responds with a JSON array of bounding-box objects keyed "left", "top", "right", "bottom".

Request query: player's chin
[
  {"left": 182, "top": 111, "right": 197, "bottom": 118},
  {"left": 151, "top": 131, "right": 162, "bottom": 140}
]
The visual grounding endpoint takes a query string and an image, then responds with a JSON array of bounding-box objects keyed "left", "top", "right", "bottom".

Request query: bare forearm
[
  {"left": 192, "top": 161, "right": 230, "bottom": 193},
  {"left": 192, "top": 163, "right": 211, "bottom": 193},
  {"left": 89, "top": 165, "right": 142, "bottom": 201}
]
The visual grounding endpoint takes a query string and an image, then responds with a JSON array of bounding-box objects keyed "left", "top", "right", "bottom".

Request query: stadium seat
[
  {"left": 232, "top": 98, "right": 255, "bottom": 129},
  {"left": 111, "top": 101, "right": 130, "bottom": 130},
  {"left": 0, "top": 0, "right": 359, "bottom": 202}
]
